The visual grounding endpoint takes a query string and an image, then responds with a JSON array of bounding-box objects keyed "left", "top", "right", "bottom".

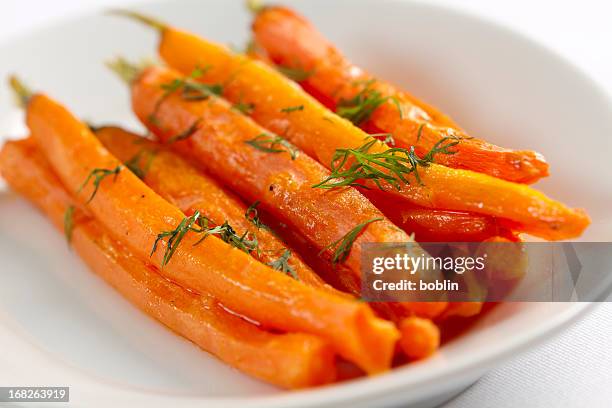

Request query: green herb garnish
[
  {"left": 245, "top": 133, "right": 299, "bottom": 160},
  {"left": 78, "top": 165, "right": 123, "bottom": 203},
  {"left": 149, "top": 66, "right": 222, "bottom": 125},
  {"left": 64, "top": 205, "right": 75, "bottom": 244},
  {"left": 195, "top": 218, "right": 260, "bottom": 255},
  {"left": 280, "top": 105, "right": 304, "bottom": 113},
  {"left": 151, "top": 211, "right": 260, "bottom": 267},
  {"left": 336, "top": 79, "right": 402, "bottom": 125},
  {"left": 125, "top": 149, "right": 156, "bottom": 179},
  {"left": 268, "top": 249, "right": 298, "bottom": 279},
  {"left": 277, "top": 65, "right": 313, "bottom": 82},
  {"left": 151, "top": 211, "right": 203, "bottom": 267},
  {"left": 245, "top": 200, "right": 269, "bottom": 230},
  {"left": 312, "top": 137, "right": 458, "bottom": 190},
  {"left": 168, "top": 119, "right": 201, "bottom": 143},
  {"left": 319, "top": 218, "right": 383, "bottom": 265},
  {"left": 232, "top": 98, "right": 256, "bottom": 115}
]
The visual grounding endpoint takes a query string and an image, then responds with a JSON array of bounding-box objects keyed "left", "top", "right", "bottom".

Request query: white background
[{"left": 1, "top": 1, "right": 611, "bottom": 407}]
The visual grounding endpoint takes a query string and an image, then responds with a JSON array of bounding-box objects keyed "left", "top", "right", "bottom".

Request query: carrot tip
[
  {"left": 246, "top": 0, "right": 267, "bottom": 14},
  {"left": 7, "top": 75, "right": 33, "bottom": 108},
  {"left": 106, "top": 57, "right": 145, "bottom": 85},
  {"left": 107, "top": 9, "right": 167, "bottom": 32}
]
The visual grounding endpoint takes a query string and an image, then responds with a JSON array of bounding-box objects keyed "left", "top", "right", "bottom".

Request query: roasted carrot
[
  {"left": 363, "top": 189, "right": 508, "bottom": 242},
  {"left": 114, "top": 12, "right": 589, "bottom": 240},
  {"left": 0, "top": 137, "right": 338, "bottom": 389},
  {"left": 250, "top": 5, "right": 549, "bottom": 184},
  {"left": 95, "top": 125, "right": 337, "bottom": 292},
  {"left": 12, "top": 78, "right": 399, "bottom": 374},
  {"left": 123, "top": 66, "right": 386, "bottom": 282},
  {"left": 398, "top": 317, "right": 440, "bottom": 360}
]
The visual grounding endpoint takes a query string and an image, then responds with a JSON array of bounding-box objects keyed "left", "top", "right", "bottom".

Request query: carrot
[
  {"left": 113, "top": 11, "right": 589, "bottom": 240},
  {"left": 250, "top": 5, "right": 550, "bottom": 184},
  {"left": 122, "top": 64, "right": 455, "bottom": 326},
  {"left": 4, "top": 139, "right": 339, "bottom": 387},
  {"left": 362, "top": 189, "right": 508, "bottom": 242},
  {"left": 0, "top": 137, "right": 338, "bottom": 388},
  {"left": 12, "top": 78, "right": 399, "bottom": 374},
  {"left": 124, "top": 65, "right": 383, "bottom": 281},
  {"left": 94, "top": 125, "right": 337, "bottom": 292},
  {"left": 398, "top": 317, "right": 440, "bottom": 360}
]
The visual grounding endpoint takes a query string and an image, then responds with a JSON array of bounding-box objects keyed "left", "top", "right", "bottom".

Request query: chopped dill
[
  {"left": 151, "top": 211, "right": 261, "bottom": 267},
  {"left": 167, "top": 119, "right": 202, "bottom": 143},
  {"left": 245, "top": 200, "right": 269, "bottom": 230},
  {"left": 245, "top": 133, "right": 299, "bottom": 160},
  {"left": 336, "top": 79, "right": 403, "bottom": 125},
  {"left": 268, "top": 249, "right": 298, "bottom": 279},
  {"left": 124, "top": 149, "right": 157, "bottom": 179},
  {"left": 280, "top": 105, "right": 304, "bottom": 113},
  {"left": 149, "top": 65, "right": 222, "bottom": 125},
  {"left": 312, "top": 136, "right": 459, "bottom": 190},
  {"left": 276, "top": 65, "right": 313, "bottom": 82},
  {"left": 319, "top": 218, "right": 383, "bottom": 265},
  {"left": 77, "top": 165, "right": 123, "bottom": 203}
]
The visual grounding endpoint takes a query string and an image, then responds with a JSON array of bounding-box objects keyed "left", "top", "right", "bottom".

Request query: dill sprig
[
  {"left": 124, "top": 149, "right": 156, "bottom": 179},
  {"left": 320, "top": 218, "right": 383, "bottom": 265},
  {"left": 312, "top": 137, "right": 459, "bottom": 190},
  {"left": 151, "top": 211, "right": 203, "bottom": 267},
  {"left": 232, "top": 96, "right": 255, "bottom": 115},
  {"left": 194, "top": 218, "right": 260, "bottom": 255},
  {"left": 336, "top": 79, "right": 403, "bottom": 125},
  {"left": 245, "top": 133, "right": 299, "bottom": 160},
  {"left": 268, "top": 249, "right": 298, "bottom": 279},
  {"left": 149, "top": 66, "right": 222, "bottom": 125},
  {"left": 151, "top": 211, "right": 261, "bottom": 267},
  {"left": 276, "top": 65, "right": 313, "bottom": 82},
  {"left": 167, "top": 119, "right": 202, "bottom": 143},
  {"left": 280, "top": 105, "right": 304, "bottom": 113},
  {"left": 64, "top": 205, "right": 76, "bottom": 244},
  {"left": 77, "top": 165, "right": 123, "bottom": 203},
  {"left": 245, "top": 200, "right": 269, "bottom": 230}
]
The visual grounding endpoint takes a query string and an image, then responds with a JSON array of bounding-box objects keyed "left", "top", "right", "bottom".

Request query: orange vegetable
[
  {"left": 19, "top": 84, "right": 399, "bottom": 375},
  {"left": 363, "top": 189, "right": 508, "bottom": 242},
  {"left": 398, "top": 317, "right": 440, "bottom": 360},
  {"left": 116, "top": 11, "right": 589, "bottom": 240},
  {"left": 127, "top": 66, "right": 396, "bottom": 282},
  {"left": 95, "top": 125, "right": 337, "bottom": 292},
  {"left": 0, "top": 137, "right": 337, "bottom": 389},
  {"left": 126, "top": 65, "right": 452, "bottom": 326},
  {"left": 250, "top": 5, "right": 549, "bottom": 184}
]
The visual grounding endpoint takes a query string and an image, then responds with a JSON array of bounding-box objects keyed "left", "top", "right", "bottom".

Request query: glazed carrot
[
  {"left": 13, "top": 79, "right": 399, "bottom": 374},
  {"left": 95, "top": 125, "right": 336, "bottom": 292},
  {"left": 0, "top": 138, "right": 337, "bottom": 388},
  {"left": 398, "top": 317, "right": 440, "bottom": 360},
  {"left": 363, "top": 189, "right": 508, "bottom": 242},
  {"left": 121, "top": 65, "right": 399, "bottom": 285},
  {"left": 114, "top": 11, "right": 589, "bottom": 240},
  {"left": 250, "top": 5, "right": 549, "bottom": 184}
]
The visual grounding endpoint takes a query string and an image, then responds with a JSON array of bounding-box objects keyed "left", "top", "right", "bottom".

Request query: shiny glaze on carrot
[
  {"left": 0, "top": 138, "right": 338, "bottom": 389},
  {"left": 251, "top": 6, "right": 549, "bottom": 184},
  {"left": 95, "top": 126, "right": 336, "bottom": 292},
  {"left": 150, "top": 21, "right": 588, "bottom": 240},
  {"left": 24, "top": 91, "right": 399, "bottom": 374}
]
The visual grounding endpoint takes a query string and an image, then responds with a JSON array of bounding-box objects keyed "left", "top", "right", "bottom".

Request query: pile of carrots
[{"left": 0, "top": 2, "right": 589, "bottom": 389}]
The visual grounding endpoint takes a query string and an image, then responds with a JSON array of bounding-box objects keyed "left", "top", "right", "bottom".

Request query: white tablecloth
[{"left": 1, "top": 1, "right": 611, "bottom": 407}]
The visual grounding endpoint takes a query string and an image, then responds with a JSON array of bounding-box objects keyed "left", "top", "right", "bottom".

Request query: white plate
[{"left": 0, "top": 0, "right": 610, "bottom": 407}]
